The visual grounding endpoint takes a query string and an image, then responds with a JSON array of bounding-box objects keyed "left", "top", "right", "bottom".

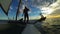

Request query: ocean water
[{"left": 0, "top": 20, "right": 8, "bottom": 24}]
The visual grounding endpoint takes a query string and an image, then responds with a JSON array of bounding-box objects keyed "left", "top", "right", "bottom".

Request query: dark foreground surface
[
  {"left": 0, "top": 24, "right": 26, "bottom": 34},
  {"left": 0, "top": 20, "right": 26, "bottom": 34},
  {"left": 0, "top": 20, "right": 60, "bottom": 34}
]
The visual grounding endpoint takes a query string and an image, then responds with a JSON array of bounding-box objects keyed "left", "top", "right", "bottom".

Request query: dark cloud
[
  {"left": 51, "top": 9, "right": 60, "bottom": 15},
  {"left": 22, "top": 0, "right": 57, "bottom": 7}
]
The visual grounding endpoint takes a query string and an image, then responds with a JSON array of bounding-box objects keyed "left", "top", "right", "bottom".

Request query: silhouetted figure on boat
[
  {"left": 23, "top": 6, "right": 29, "bottom": 23},
  {"left": 34, "top": 14, "right": 46, "bottom": 24},
  {"left": 39, "top": 14, "right": 46, "bottom": 21}
]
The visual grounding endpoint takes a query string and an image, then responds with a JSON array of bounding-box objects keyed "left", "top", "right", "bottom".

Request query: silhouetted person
[
  {"left": 34, "top": 14, "right": 46, "bottom": 24},
  {"left": 40, "top": 14, "right": 46, "bottom": 21},
  {"left": 23, "top": 6, "right": 29, "bottom": 23}
]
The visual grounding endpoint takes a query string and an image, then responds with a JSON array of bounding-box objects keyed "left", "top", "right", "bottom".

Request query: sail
[{"left": 0, "top": 0, "right": 12, "bottom": 15}]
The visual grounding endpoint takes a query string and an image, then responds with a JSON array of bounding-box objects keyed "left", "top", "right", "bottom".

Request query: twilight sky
[{"left": 0, "top": 0, "right": 59, "bottom": 20}]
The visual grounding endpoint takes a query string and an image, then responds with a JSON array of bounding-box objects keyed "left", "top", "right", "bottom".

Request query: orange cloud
[{"left": 47, "top": 15, "right": 60, "bottom": 18}]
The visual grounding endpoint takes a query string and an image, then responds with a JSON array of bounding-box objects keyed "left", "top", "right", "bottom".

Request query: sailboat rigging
[{"left": 16, "top": 0, "right": 22, "bottom": 20}]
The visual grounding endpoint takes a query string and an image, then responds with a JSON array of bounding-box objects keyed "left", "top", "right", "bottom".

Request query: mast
[{"left": 16, "top": 0, "right": 22, "bottom": 20}]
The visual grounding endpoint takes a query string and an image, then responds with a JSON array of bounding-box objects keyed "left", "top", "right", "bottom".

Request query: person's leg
[
  {"left": 24, "top": 14, "right": 26, "bottom": 23},
  {"left": 26, "top": 14, "right": 29, "bottom": 23}
]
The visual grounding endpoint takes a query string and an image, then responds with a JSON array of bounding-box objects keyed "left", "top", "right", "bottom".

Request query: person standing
[{"left": 23, "top": 6, "right": 29, "bottom": 23}]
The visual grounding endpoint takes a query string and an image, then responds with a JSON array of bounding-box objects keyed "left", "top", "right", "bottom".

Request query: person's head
[{"left": 25, "top": 6, "right": 29, "bottom": 11}]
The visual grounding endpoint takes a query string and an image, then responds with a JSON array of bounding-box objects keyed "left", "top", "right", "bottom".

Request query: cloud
[
  {"left": 26, "top": 0, "right": 57, "bottom": 15},
  {"left": 22, "top": 0, "right": 56, "bottom": 7},
  {"left": 32, "top": 0, "right": 56, "bottom": 7},
  {"left": 18, "top": 0, "right": 58, "bottom": 20},
  {"left": 19, "top": 4, "right": 25, "bottom": 13},
  {"left": 49, "top": 0, "right": 60, "bottom": 9},
  {"left": 36, "top": 0, "right": 60, "bottom": 16},
  {"left": 42, "top": 0, "right": 60, "bottom": 17}
]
